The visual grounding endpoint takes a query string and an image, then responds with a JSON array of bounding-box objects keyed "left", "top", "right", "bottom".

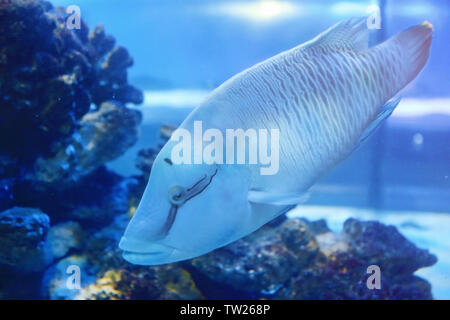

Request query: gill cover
[{"left": 157, "top": 167, "right": 219, "bottom": 239}]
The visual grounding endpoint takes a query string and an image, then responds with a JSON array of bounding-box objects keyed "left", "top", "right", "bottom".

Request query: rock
[
  {"left": 47, "top": 221, "right": 84, "bottom": 259},
  {"left": 273, "top": 218, "right": 437, "bottom": 300},
  {"left": 188, "top": 219, "right": 320, "bottom": 298},
  {"left": 42, "top": 214, "right": 203, "bottom": 300},
  {"left": 159, "top": 124, "right": 176, "bottom": 141},
  {"left": 75, "top": 101, "right": 142, "bottom": 174},
  {"left": 0, "top": 178, "right": 14, "bottom": 211},
  {"left": 300, "top": 218, "right": 331, "bottom": 235},
  {"left": 74, "top": 269, "right": 124, "bottom": 300},
  {"left": 0, "top": 207, "right": 53, "bottom": 272},
  {"left": 0, "top": 263, "right": 45, "bottom": 299},
  {"left": 0, "top": 0, "right": 143, "bottom": 200},
  {"left": 102, "top": 47, "right": 133, "bottom": 78},
  {"left": 38, "top": 208, "right": 437, "bottom": 300},
  {"left": 0, "top": 0, "right": 145, "bottom": 298},
  {"left": 135, "top": 148, "right": 158, "bottom": 179},
  {"left": 183, "top": 217, "right": 436, "bottom": 299},
  {"left": 88, "top": 25, "right": 115, "bottom": 57},
  {"left": 75, "top": 265, "right": 203, "bottom": 300},
  {"left": 342, "top": 218, "right": 438, "bottom": 276},
  {"left": 63, "top": 170, "right": 136, "bottom": 225},
  {"left": 14, "top": 167, "right": 137, "bottom": 225},
  {"left": 31, "top": 101, "right": 142, "bottom": 185}
]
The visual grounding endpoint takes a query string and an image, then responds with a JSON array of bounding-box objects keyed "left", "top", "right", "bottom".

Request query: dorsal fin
[{"left": 305, "top": 17, "right": 369, "bottom": 52}]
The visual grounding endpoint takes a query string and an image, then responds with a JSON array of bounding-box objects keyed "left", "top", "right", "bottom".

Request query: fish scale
[{"left": 223, "top": 21, "right": 428, "bottom": 190}]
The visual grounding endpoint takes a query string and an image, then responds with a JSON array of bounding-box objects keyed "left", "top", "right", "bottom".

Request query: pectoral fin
[
  {"left": 248, "top": 189, "right": 310, "bottom": 206},
  {"left": 354, "top": 97, "right": 401, "bottom": 150}
]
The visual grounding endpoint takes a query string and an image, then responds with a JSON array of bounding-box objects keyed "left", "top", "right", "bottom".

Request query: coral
[
  {"left": 0, "top": 0, "right": 143, "bottom": 177},
  {"left": 189, "top": 219, "right": 319, "bottom": 298},
  {"left": 128, "top": 123, "right": 176, "bottom": 210},
  {"left": 42, "top": 215, "right": 203, "bottom": 300},
  {"left": 47, "top": 221, "right": 84, "bottom": 259},
  {"left": 342, "top": 218, "right": 437, "bottom": 276},
  {"left": 0, "top": 0, "right": 143, "bottom": 225},
  {"left": 135, "top": 148, "right": 159, "bottom": 180},
  {"left": 13, "top": 167, "right": 138, "bottom": 225},
  {"left": 0, "top": 0, "right": 143, "bottom": 217},
  {"left": 0, "top": 0, "right": 144, "bottom": 298},
  {"left": 76, "top": 265, "right": 203, "bottom": 300},
  {"left": 272, "top": 219, "right": 437, "bottom": 300},
  {"left": 187, "top": 217, "right": 435, "bottom": 299},
  {"left": 75, "top": 269, "right": 123, "bottom": 300},
  {"left": 39, "top": 206, "right": 436, "bottom": 300},
  {"left": 30, "top": 101, "right": 142, "bottom": 185},
  {"left": 0, "top": 207, "right": 52, "bottom": 272},
  {"left": 0, "top": 178, "right": 13, "bottom": 212},
  {"left": 0, "top": 263, "right": 46, "bottom": 299},
  {"left": 135, "top": 124, "right": 175, "bottom": 179}
]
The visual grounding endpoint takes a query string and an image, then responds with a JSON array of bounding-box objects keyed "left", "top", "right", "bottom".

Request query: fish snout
[{"left": 119, "top": 236, "right": 176, "bottom": 265}]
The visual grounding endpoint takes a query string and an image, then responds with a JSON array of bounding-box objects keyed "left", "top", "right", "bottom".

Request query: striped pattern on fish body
[
  {"left": 119, "top": 18, "right": 433, "bottom": 266},
  {"left": 195, "top": 18, "right": 432, "bottom": 192}
]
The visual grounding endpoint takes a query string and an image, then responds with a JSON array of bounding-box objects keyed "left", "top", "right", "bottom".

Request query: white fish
[{"left": 119, "top": 18, "right": 432, "bottom": 265}]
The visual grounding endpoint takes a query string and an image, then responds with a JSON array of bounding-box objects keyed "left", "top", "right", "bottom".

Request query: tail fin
[{"left": 389, "top": 21, "right": 433, "bottom": 86}]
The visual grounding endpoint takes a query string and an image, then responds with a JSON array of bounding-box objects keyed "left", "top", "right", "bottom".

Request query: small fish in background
[{"left": 119, "top": 17, "right": 432, "bottom": 265}]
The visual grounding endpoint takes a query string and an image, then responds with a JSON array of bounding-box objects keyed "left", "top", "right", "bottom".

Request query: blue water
[{"left": 52, "top": 0, "right": 450, "bottom": 96}]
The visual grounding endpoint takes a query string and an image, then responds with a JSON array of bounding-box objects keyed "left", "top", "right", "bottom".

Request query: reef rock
[
  {"left": 47, "top": 221, "right": 84, "bottom": 259},
  {"left": 0, "top": 0, "right": 145, "bottom": 298},
  {"left": 75, "top": 264, "right": 203, "bottom": 300},
  {"left": 0, "top": 0, "right": 143, "bottom": 172},
  {"left": 187, "top": 217, "right": 436, "bottom": 299},
  {"left": 0, "top": 0, "right": 143, "bottom": 210},
  {"left": 46, "top": 209, "right": 436, "bottom": 300},
  {"left": 135, "top": 124, "right": 176, "bottom": 179},
  {"left": 189, "top": 219, "right": 319, "bottom": 298},
  {"left": 129, "top": 123, "right": 177, "bottom": 207},
  {"left": 135, "top": 148, "right": 159, "bottom": 180},
  {"left": 42, "top": 215, "right": 203, "bottom": 300},
  {"left": 273, "top": 218, "right": 437, "bottom": 299},
  {"left": 14, "top": 167, "right": 138, "bottom": 225},
  {"left": 0, "top": 178, "right": 14, "bottom": 212},
  {"left": 31, "top": 101, "right": 142, "bottom": 185},
  {"left": 0, "top": 207, "right": 52, "bottom": 272}
]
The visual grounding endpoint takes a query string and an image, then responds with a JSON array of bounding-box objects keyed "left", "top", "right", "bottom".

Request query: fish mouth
[
  {"left": 122, "top": 250, "right": 175, "bottom": 265},
  {"left": 119, "top": 237, "right": 176, "bottom": 265}
]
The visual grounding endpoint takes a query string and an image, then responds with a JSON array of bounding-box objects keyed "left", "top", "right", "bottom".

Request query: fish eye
[
  {"left": 168, "top": 185, "right": 186, "bottom": 206},
  {"left": 164, "top": 158, "right": 173, "bottom": 165}
]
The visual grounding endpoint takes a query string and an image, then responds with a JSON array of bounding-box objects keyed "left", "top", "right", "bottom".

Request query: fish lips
[{"left": 119, "top": 237, "right": 176, "bottom": 265}]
